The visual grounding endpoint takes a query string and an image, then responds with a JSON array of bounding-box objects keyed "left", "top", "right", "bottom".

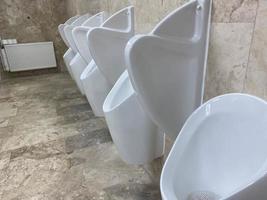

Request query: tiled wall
[
  {"left": 66, "top": 0, "right": 100, "bottom": 16},
  {"left": 70, "top": 0, "right": 267, "bottom": 101},
  {"left": 0, "top": 0, "right": 69, "bottom": 79}
]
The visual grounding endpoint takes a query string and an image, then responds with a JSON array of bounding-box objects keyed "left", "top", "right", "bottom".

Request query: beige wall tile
[
  {"left": 129, "top": 0, "right": 163, "bottom": 33},
  {"left": 244, "top": 0, "right": 267, "bottom": 99},
  {"left": 161, "top": 0, "right": 190, "bottom": 16},
  {"left": 64, "top": 0, "right": 266, "bottom": 102},
  {"left": 0, "top": 0, "right": 69, "bottom": 73},
  {"left": 205, "top": 23, "right": 254, "bottom": 100},
  {"left": 108, "top": 0, "right": 131, "bottom": 13},
  {"left": 212, "top": 0, "right": 258, "bottom": 22},
  {"left": 76, "top": 0, "right": 100, "bottom": 15}
]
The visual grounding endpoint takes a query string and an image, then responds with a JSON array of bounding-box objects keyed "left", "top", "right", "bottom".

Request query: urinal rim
[
  {"left": 87, "top": 6, "right": 135, "bottom": 87},
  {"left": 69, "top": 53, "right": 85, "bottom": 67},
  {"left": 71, "top": 13, "right": 91, "bottom": 26},
  {"left": 81, "top": 11, "right": 107, "bottom": 27},
  {"left": 72, "top": 11, "right": 107, "bottom": 64},
  {"left": 125, "top": 33, "right": 199, "bottom": 138},
  {"left": 151, "top": 0, "right": 198, "bottom": 37},
  {"left": 58, "top": 24, "right": 70, "bottom": 47},
  {"left": 160, "top": 93, "right": 267, "bottom": 200},
  {"left": 100, "top": 6, "right": 134, "bottom": 33},
  {"left": 65, "top": 15, "right": 80, "bottom": 25},
  {"left": 87, "top": 6, "right": 135, "bottom": 42},
  {"left": 64, "top": 25, "right": 80, "bottom": 53},
  {"left": 64, "top": 14, "right": 92, "bottom": 53},
  {"left": 103, "top": 71, "right": 134, "bottom": 113},
  {"left": 72, "top": 26, "right": 94, "bottom": 63},
  {"left": 80, "top": 60, "right": 97, "bottom": 80}
]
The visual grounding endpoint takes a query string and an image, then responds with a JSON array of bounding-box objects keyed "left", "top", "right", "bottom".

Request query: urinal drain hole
[{"left": 187, "top": 191, "right": 220, "bottom": 200}]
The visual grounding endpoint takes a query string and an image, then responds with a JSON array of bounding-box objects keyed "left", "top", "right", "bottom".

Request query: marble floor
[{"left": 0, "top": 73, "right": 161, "bottom": 200}]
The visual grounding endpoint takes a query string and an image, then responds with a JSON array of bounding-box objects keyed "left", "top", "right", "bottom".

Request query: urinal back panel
[
  {"left": 64, "top": 14, "right": 91, "bottom": 54},
  {"left": 64, "top": 26, "right": 79, "bottom": 53},
  {"left": 65, "top": 15, "right": 80, "bottom": 25},
  {"left": 88, "top": 30, "right": 131, "bottom": 85},
  {"left": 102, "top": 6, "right": 134, "bottom": 34},
  {"left": 72, "top": 12, "right": 106, "bottom": 64},
  {"left": 82, "top": 12, "right": 106, "bottom": 27},
  {"left": 126, "top": 0, "right": 211, "bottom": 139},
  {"left": 73, "top": 27, "right": 93, "bottom": 63},
  {"left": 58, "top": 24, "right": 70, "bottom": 47},
  {"left": 161, "top": 94, "right": 267, "bottom": 200},
  {"left": 128, "top": 36, "right": 200, "bottom": 140},
  {"left": 88, "top": 7, "right": 134, "bottom": 85},
  {"left": 152, "top": 1, "right": 198, "bottom": 41},
  {"left": 72, "top": 13, "right": 91, "bottom": 26}
]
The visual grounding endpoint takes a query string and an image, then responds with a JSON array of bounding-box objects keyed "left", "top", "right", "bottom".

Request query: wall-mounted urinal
[
  {"left": 58, "top": 24, "right": 75, "bottom": 79},
  {"left": 78, "top": 7, "right": 134, "bottom": 117},
  {"left": 80, "top": 60, "right": 112, "bottom": 116},
  {"left": 87, "top": 6, "right": 164, "bottom": 164},
  {"left": 88, "top": 6, "right": 135, "bottom": 85},
  {"left": 71, "top": 12, "right": 109, "bottom": 116},
  {"left": 58, "top": 24, "right": 70, "bottom": 48},
  {"left": 58, "top": 15, "right": 80, "bottom": 48},
  {"left": 161, "top": 93, "right": 267, "bottom": 200},
  {"left": 73, "top": 12, "right": 107, "bottom": 65},
  {"left": 58, "top": 15, "right": 80, "bottom": 78},
  {"left": 63, "top": 13, "right": 93, "bottom": 94},
  {"left": 59, "top": 15, "right": 80, "bottom": 46},
  {"left": 103, "top": 71, "right": 164, "bottom": 164},
  {"left": 126, "top": 0, "right": 212, "bottom": 140}
]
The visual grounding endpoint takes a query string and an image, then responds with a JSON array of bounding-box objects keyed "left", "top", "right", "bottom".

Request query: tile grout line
[{"left": 241, "top": 0, "right": 260, "bottom": 93}]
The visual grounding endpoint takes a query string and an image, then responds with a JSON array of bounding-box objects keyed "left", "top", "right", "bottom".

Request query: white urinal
[
  {"left": 161, "top": 93, "right": 267, "bottom": 200},
  {"left": 59, "top": 24, "right": 75, "bottom": 78},
  {"left": 58, "top": 15, "right": 80, "bottom": 47},
  {"left": 126, "top": 0, "right": 212, "bottom": 140},
  {"left": 88, "top": 6, "right": 135, "bottom": 85},
  {"left": 58, "top": 24, "right": 70, "bottom": 47},
  {"left": 71, "top": 12, "right": 109, "bottom": 116},
  {"left": 80, "top": 60, "right": 112, "bottom": 116},
  {"left": 63, "top": 13, "right": 93, "bottom": 94},
  {"left": 89, "top": 6, "right": 164, "bottom": 164},
  {"left": 58, "top": 16, "right": 80, "bottom": 78},
  {"left": 59, "top": 15, "right": 80, "bottom": 46},
  {"left": 103, "top": 71, "right": 164, "bottom": 164},
  {"left": 72, "top": 12, "right": 107, "bottom": 64},
  {"left": 79, "top": 7, "right": 134, "bottom": 117},
  {"left": 63, "top": 48, "right": 76, "bottom": 79}
]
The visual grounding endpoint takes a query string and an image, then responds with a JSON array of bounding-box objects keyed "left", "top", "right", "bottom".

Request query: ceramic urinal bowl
[
  {"left": 126, "top": 0, "right": 212, "bottom": 140},
  {"left": 71, "top": 12, "right": 111, "bottom": 116},
  {"left": 161, "top": 94, "right": 267, "bottom": 200},
  {"left": 91, "top": 7, "right": 164, "bottom": 164},
  {"left": 103, "top": 71, "right": 164, "bottom": 164},
  {"left": 64, "top": 13, "right": 92, "bottom": 94},
  {"left": 58, "top": 15, "right": 80, "bottom": 78},
  {"left": 80, "top": 60, "right": 112, "bottom": 116}
]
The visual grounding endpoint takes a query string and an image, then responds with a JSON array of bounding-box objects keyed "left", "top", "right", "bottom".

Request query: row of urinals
[
  {"left": 58, "top": 0, "right": 267, "bottom": 199},
  {"left": 59, "top": 6, "right": 164, "bottom": 164}
]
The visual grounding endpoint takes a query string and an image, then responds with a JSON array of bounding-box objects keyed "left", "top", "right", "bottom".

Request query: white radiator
[{"left": 4, "top": 41, "right": 57, "bottom": 72}]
